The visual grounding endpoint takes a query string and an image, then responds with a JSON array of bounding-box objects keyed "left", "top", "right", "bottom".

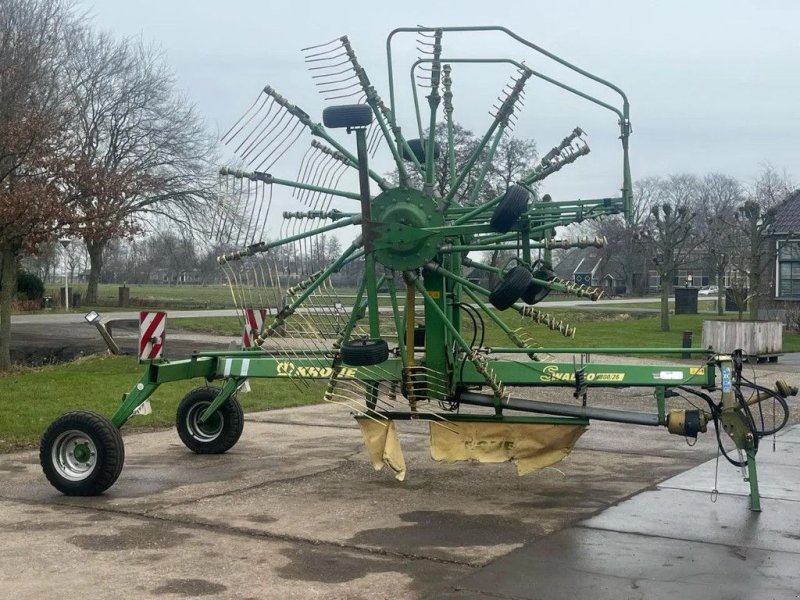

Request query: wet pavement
[{"left": 1, "top": 394, "right": 799, "bottom": 599}]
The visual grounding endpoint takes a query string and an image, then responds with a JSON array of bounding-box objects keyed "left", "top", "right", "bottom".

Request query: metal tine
[
  {"left": 232, "top": 178, "right": 251, "bottom": 247},
  {"left": 300, "top": 152, "right": 334, "bottom": 207},
  {"left": 307, "top": 59, "right": 351, "bottom": 72},
  {"left": 303, "top": 45, "right": 346, "bottom": 60},
  {"left": 221, "top": 92, "right": 269, "bottom": 144},
  {"left": 247, "top": 180, "right": 267, "bottom": 246},
  {"left": 319, "top": 82, "right": 361, "bottom": 96},
  {"left": 296, "top": 146, "right": 325, "bottom": 204},
  {"left": 315, "top": 73, "right": 358, "bottom": 88},
  {"left": 311, "top": 67, "right": 353, "bottom": 80},
  {"left": 232, "top": 96, "right": 277, "bottom": 155},
  {"left": 300, "top": 35, "right": 344, "bottom": 52},
  {"left": 305, "top": 50, "right": 348, "bottom": 64},
  {"left": 222, "top": 177, "right": 245, "bottom": 245},
  {"left": 367, "top": 122, "right": 383, "bottom": 156},
  {"left": 293, "top": 146, "right": 314, "bottom": 199},
  {"left": 209, "top": 173, "right": 228, "bottom": 241},
  {"left": 324, "top": 90, "right": 364, "bottom": 101},
  {"left": 248, "top": 113, "right": 299, "bottom": 166},
  {"left": 256, "top": 119, "right": 305, "bottom": 172},
  {"left": 242, "top": 109, "right": 291, "bottom": 162}
]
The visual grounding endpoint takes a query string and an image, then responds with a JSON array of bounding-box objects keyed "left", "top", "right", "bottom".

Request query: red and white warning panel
[
  {"left": 139, "top": 311, "right": 166, "bottom": 361},
  {"left": 242, "top": 308, "right": 267, "bottom": 348}
]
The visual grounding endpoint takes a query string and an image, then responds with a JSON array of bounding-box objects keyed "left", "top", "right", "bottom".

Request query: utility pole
[{"left": 59, "top": 238, "right": 71, "bottom": 311}]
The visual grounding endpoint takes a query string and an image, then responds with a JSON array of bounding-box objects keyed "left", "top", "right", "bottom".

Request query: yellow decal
[
  {"left": 689, "top": 367, "right": 705, "bottom": 375},
  {"left": 539, "top": 365, "right": 625, "bottom": 383},
  {"left": 275, "top": 361, "right": 358, "bottom": 379},
  {"left": 428, "top": 290, "right": 441, "bottom": 299}
]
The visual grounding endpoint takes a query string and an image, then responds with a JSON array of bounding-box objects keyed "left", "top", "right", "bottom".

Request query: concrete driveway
[{"left": 3, "top": 392, "right": 779, "bottom": 600}]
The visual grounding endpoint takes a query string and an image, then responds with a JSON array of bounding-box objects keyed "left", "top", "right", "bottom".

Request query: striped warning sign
[
  {"left": 242, "top": 308, "right": 267, "bottom": 348},
  {"left": 139, "top": 311, "right": 166, "bottom": 361}
]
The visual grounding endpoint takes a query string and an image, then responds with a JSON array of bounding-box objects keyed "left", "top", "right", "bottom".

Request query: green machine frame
[{"left": 41, "top": 26, "right": 791, "bottom": 509}]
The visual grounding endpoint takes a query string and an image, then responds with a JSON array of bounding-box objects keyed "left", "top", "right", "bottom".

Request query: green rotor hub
[{"left": 371, "top": 187, "right": 444, "bottom": 270}]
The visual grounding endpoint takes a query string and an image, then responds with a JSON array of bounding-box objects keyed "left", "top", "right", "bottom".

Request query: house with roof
[
  {"left": 759, "top": 189, "right": 800, "bottom": 319},
  {"left": 553, "top": 247, "right": 626, "bottom": 295}
]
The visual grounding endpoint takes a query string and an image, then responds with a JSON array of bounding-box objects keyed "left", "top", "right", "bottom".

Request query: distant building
[
  {"left": 759, "top": 189, "right": 800, "bottom": 320},
  {"left": 148, "top": 268, "right": 203, "bottom": 284}
]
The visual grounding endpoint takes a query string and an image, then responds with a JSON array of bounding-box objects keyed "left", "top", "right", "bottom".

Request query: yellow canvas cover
[
  {"left": 429, "top": 421, "right": 586, "bottom": 475},
  {"left": 357, "top": 419, "right": 407, "bottom": 481}
]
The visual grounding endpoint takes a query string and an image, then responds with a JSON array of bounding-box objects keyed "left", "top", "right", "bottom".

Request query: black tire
[
  {"left": 322, "top": 104, "right": 373, "bottom": 129},
  {"left": 176, "top": 387, "right": 244, "bottom": 454},
  {"left": 413, "top": 325, "right": 425, "bottom": 348},
  {"left": 341, "top": 338, "right": 389, "bottom": 366},
  {"left": 401, "top": 138, "right": 441, "bottom": 162},
  {"left": 521, "top": 267, "right": 556, "bottom": 305},
  {"left": 490, "top": 185, "right": 529, "bottom": 233},
  {"left": 489, "top": 266, "right": 532, "bottom": 310},
  {"left": 40, "top": 411, "right": 125, "bottom": 496}
]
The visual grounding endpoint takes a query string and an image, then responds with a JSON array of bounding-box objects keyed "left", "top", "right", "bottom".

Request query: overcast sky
[{"left": 87, "top": 0, "right": 800, "bottom": 209}]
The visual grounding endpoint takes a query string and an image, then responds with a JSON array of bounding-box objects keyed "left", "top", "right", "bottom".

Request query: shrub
[{"left": 17, "top": 270, "right": 45, "bottom": 300}]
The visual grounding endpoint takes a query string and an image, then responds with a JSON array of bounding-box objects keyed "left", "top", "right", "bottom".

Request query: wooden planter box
[{"left": 701, "top": 320, "right": 783, "bottom": 358}]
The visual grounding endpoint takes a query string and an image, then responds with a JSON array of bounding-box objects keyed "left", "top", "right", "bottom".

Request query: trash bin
[
  {"left": 119, "top": 286, "right": 130, "bottom": 307},
  {"left": 674, "top": 287, "right": 699, "bottom": 314},
  {"left": 72, "top": 292, "right": 81, "bottom": 308},
  {"left": 41, "top": 296, "right": 52, "bottom": 309}
]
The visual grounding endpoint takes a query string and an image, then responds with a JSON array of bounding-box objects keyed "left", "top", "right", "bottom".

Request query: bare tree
[
  {"left": 647, "top": 175, "right": 703, "bottom": 332},
  {"left": 62, "top": 29, "right": 218, "bottom": 303},
  {"left": 728, "top": 166, "right": 795, "bottom": 319},
  {"left": 695, "top": 174, "right": 744, "bottom": 314},
  {"left": 0, "top": 0, "right": 82, "bottom": 370}
]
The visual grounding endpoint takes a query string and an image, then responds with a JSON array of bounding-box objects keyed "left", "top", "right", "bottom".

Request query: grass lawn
[
  {"left": 174, "top": 308, "right": 800, "bottom": 354},
  {"left": 0, "top": 355, "right": 323, "bottom": 452}
]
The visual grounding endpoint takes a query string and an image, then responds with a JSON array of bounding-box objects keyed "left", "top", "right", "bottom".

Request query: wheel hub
[
  {"left": 371, "top": 188, "right": 444, "bottom": 270},
  {"left": 51, "top": 431, "right": 97, "bottom": 481}
]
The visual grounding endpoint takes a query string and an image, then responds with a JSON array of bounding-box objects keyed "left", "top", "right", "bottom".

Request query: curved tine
[
  {"left": 301, "top": 36, "right": 344, "bottom": 52},
  {"left": 301, "top": 151, "right": 332, "bottom": 206},
  {"left": 327, "top": 162, "right": 349, "bottom": 207},
  {"left": 221, "top": 92, "right": 269, "bottom": 143},
  {"left": 305, "top": 51, "right": 348, "bottom": 64},
  {"left": 311, "top": 67, "right": 353, "bottom": 79},
  {"left": 258, "top": 183, "right": 274, "bottom": 242},
  {"left": 259, "top": 120, "right": 305, "bottom": 172},
  {"left": 315, "top": 74, "right": 358, "bottom": 87},
  {"left": 307, "top": 59, "right": 350, "bottom": 71},
  {"left": 233, "top": 97, "right": 277, "bottom": 155},
  {"left": 324, "top": 90, "right": 363, "bottom": 101},
  {"left": 305, "top": 154, "right": 336, "bottom": 210},
  {"left": 318, "top": 82, "right": 361, "bottom": 95},
  {"left": 297, "top": 148, "right": 324, "bottom": 205},
  {"left": 303, "top": 44, "right": 345, "bottom": 60},
  {"left": 293, "top": 145, "right": 314, "bottom": 199},
  {"left": 209, "top": 174, "right": 227, "bottom": 240},
  {"left": 233, "top": 178, "right": 252, "bottom": 247},
  {"left": 216, "top": 176, "right": 235, "bottom": 244},
  {"left": 223, "top": 177, "right": 243, "bottom": 245},
  {"left": 310, "top": 156, "right": 338, "bottom": 211},
  {"left": 367, "top": 122, "right": 383, "bottom": 156},
  {"left": 248, "top": 180, "right": 265, "bottom": 246},
  {"left": 243, "top": 109, "right": 291, "bottom": 163}
]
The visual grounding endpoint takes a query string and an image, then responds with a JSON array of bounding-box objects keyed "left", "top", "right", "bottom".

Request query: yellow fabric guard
[
  {"left": 357, "top": 419, "right": 407, "bottom": 481},
  {"left": 429, "top": 422, "right": 586, "bottom": 475}
]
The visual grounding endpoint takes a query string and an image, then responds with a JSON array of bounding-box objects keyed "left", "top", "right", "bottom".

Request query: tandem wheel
[{"left": 176, "top": 386, "right": 244, "bottom": 454}]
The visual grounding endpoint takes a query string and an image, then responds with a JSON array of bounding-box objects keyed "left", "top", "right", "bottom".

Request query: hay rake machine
[{"left": 41, "top": 26, "right": 793, "bottom": 509}]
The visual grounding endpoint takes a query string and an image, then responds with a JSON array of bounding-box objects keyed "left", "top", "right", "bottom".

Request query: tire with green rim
[
  {"left": 176, "top": 387, "right": 244, "bottom": 454},
  {"left": 489, "top": 266, "right": 533, "bottom": 310},
  {"left": 40, "top": 411, "right": 125, "bottom": 496}
]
